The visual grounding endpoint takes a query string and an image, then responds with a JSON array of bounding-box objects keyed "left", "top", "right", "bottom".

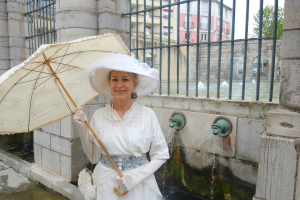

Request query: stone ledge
[
  {"left": 267, "top": 109, "right": 300, "bottom": 138},
  {"left": 0, "top": 149, "right": 84, "bottom": 199}
]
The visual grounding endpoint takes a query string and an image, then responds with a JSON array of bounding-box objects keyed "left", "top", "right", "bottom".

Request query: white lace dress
[{"left": 87, "top": 101, "right": 169, "bottom": 200}]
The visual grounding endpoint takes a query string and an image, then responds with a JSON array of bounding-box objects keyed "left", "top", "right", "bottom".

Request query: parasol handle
[{"left": 45, "top": 61, "right": 128, "bottom": 196}]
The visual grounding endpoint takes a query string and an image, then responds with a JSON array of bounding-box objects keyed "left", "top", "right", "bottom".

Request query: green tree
[{"left": 253, "top": 5, "right": 284, "bottom": 39}]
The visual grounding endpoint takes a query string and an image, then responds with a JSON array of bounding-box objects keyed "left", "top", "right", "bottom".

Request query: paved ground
[{"left": 0, "top": 161, "right": 63, "bottom": 200}]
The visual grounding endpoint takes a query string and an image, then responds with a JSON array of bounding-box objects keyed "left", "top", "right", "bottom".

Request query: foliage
[{"left": 253, "top": 5, "right": 284, "bottom": 39}]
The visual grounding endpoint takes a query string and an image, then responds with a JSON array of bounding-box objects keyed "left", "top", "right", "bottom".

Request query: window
[
  {"left": 163, "top": 26, "right": 173, "bottom": 36},
  {"left": 201, "top": 16, "right": 208, "bottom": 30},
  {"left": 185, "top": 15, "right": 192, "bottom": 28},
  {"left": 225, "top": 22, "right": 227, "bottom": 33},
  {"left": 163, "top": 9, "right": 172, "bottom": 18},
  {"left": 218, "top": 4, "right": 220, "bottom": 15},
  {"left": 202, "top": 1, "right": 208, "bottom": 13},
  {"left": 225, "top": 9, "right": 228, "bottom": 19},
  {"left": 201, "top": 34, "right": 207, "bottom": 41}
]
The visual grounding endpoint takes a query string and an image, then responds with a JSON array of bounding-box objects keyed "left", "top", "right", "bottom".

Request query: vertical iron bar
[
  {"left": 34, "top": 0, "right": 37, "bottom": 51},
  {"left": 46, "top": 1, "right": 48, "bottom": 43},
  {"left": 207, "top": 0, "right": 211, "bottom": 98},
  {"left": 39, "top": 0, "right": 42, "bottom": 46},
  {"left": 195, "top": 0, "right": 200, "bottom": 97},
  {"left": 129, "top": 0, "right": 132, "bottom": 52},
  {"left": 49, "top": 0, "right": 53, "bottom": 43},
  {"left": 256, "top": 0, "right": 264, "bottom": 100},
  {"left": 186, "top": 0, "right": 190, "bottom": 96},
  {"left": 43, "top": 0, "right": 45, "bottom": 44},
  {"left": 159, "top": 0, "right": 162, "bottom": 95},
  {"left": 269, "top": 0, "right": 278, "bottom": 102},
  {"left": 168, "top": 0, "right": 171, "bottom": 95},
  {"left": 52, "top": 0, "right": 55, "bottom": 42},
  {"left": 151, "top": 0, "right": 154, "bottom": 68},
  {"left": 177, "top": 0, "right": 180, "bottom": 94},
  {"left": 217, "top": 0, "right": 223, "bottom": 98},
  {"left": 26, "top": 0, "right": 31, "bottom": 55},
  {"left": 143, "top": 0, "right": 146, "bottom": 62},
  {"left": 136, "top": 0, "right": 139, "bottom": 60},
  {"left": 228, "top": 0, "right": 236, "bottom": 99},
  {"left": 30, "top": 1, "right": 34, "bottom": 53},
  {"left": 242, "top": 0, "right": 249, "bottom": 100}
]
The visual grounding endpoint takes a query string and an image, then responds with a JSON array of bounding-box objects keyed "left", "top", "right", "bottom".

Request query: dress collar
[{"left": 109, "top": 100, "right": 136, "bottom": 122}]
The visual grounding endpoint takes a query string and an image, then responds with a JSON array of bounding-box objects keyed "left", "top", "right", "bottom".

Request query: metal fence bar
[
  {"left": 136, "top": 0, "right": 139, "bottom": 60},
  {"left": 143, "top": 0, "right": 146, "bottom": 62},
  {"left": 228, "top": 0, "right": 236, "bottom": 99},
  {"left": 129, "top": 0, "right": 132, "bottom": 51},
  {"left": 52, "top": 0, "right": 56, "bottom": 42},
  {"left": 207, "top": 0, "right": 211, "bottom": 98},
  {"left": 167, "top": 0, "right": 171, "bottom": 95},
  {"left": 256, "top": 0, "right": 264, "bottom": 100},
  {"left": 26, "top": 0, "right": 31, "bottom": 55},
  {"left": 195, "top": 0, "right": 200, "bottom": 97},
  {"left": 176, "top": 0, "right": 180, "bottom": 94},
  {"left": 50, "top": 0, "right": 53, "bottom": 44},
  {"left": 39, "top": 0, "right": 42, "bottom": 46},
  {"left": 217, "top": 0, "right": 224, "bottom": 98},
  {"left": 33, "top": 0, "right": 37, "bottom": 51},
  {"left": 159, "top": 0, "right": 162, "bottom": 95},
  {"left": 151, "top": 0, "right": 154, "bottom": 68},
  {"left": 43, "top": 0, "right": 45, "bottom": 44},
  {"left": 269, "top": 0, "right": 278, "bottom": 102},
  {"left": 46, "top": 0, "right": 49, "bottom": 44},
  {"left": 186, "top": 0, "right": 190, "bottom": 96},
  {"left": 242, "top": 0, "right": 250, "bottom": 100}
]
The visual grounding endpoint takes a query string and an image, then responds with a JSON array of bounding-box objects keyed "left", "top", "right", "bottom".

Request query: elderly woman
[{"left": 73, "top": 53, "right": 169, "bottom": 200}]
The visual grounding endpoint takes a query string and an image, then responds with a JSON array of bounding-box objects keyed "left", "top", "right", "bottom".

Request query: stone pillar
[
  {"left": 56, "top": 0, "right": 98, "bottom": 43},
  {"left": 97, "top": 0, "right": 130, "bottom": 46},
  {"left": 7, "top": 0, "right": 28, "bottom": 68},
  {"left": 253, "top": 0, "right": 300, "bottom": 200},
  {"left": 0, "top": 0, "right": 9, "bottom": 76}
]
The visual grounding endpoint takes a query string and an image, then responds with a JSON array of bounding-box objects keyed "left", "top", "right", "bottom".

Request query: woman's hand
[
  {"left": 73, "top": 107, "right": 87, "bottom": 129},
  {"left": 115, "top": 159, "right": 167, "bottom": 192}
]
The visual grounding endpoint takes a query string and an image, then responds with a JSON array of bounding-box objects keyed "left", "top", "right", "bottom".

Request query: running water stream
[{"left": 210, "top": 135, "right": 222, "bottom": 200}]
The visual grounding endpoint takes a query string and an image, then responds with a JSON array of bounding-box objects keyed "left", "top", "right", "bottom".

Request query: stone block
[
  {"left": 61, "top": 115, "right": 79, "bottom": 139},
  {"left": 255, "top": 136, "right": 297, "bottom": 200},
  {"left": 21, "top": 47, "right": 29, "bottom": 59},
  {"left": 7, "top": 2, "right": 19, "bottom": 12},
  {"left": 0, "top": 149, "right": 8, "bottom": 163},
  {"left": 83, "top": 105, "right": 101, "bottom": 123},
  {"left": 96, "top": 94, "right": 106, "bottom": 104},
  {"left": 0, "top": 37, "right": 8, "bottom": 46},
  {"left": 280, "top": 60, "right": 300, "bottom": 109},
  {"left": 98, "top": 0, "right": 117, "bottom": 13},
  {"left": 8, "top": 20, "right": 21, "bottom": 37},
  {"left": 189, "top": 97, "right": 202, "bottom": 111},
  {"left": 283, "top": 0, "right": 300, "bottom": 29},
  {"left": 9, "top": 37, "right": 25, "bottom": 47},
  {"left": 98, "top": 12, "right": 129, "bottom": 32},
  {"left": 57, "top": 28, "right": 98, "bottom": 43},
  {"left": 8, "top": 12, "right": 23, "bottom": 20},
  {"left": 41, "top": 148, "right": 61, "bottom": 175},
  {"left": 9, "top": 59, "right": 23, "bottom": 68},
  {"left": 50, "top": 135, "right": 84, "bottom": 157},
  {"left": 296, "top": 157, "right": 300, "bottom": 200},
  {"left": 34, "top": 130, "right": 50, "bottom": 148},
  {"left": 42, "top": 121, "right": 61, "bottom": 136},
  {"left": 52, "top": 178, "right": 85, "bottom": 200},
  {"left": 9, "top": 47, "right": 22, "bottom": 59},
  {"left": 34, "top": 144, "right": 42, "bottom": 165},
  {"left": 136, "top": 95, "right": 163, "bottom": 108},
  {"left": 236, "top": 118, "right": 266, "bottom": 163},
  {"left": 56, "top": 11, "right": 97, "bottom": 30},
  {"left": 151, "top": 107, "right": 174, "bottom": 136},
  {"left": 59, "top": 0, "right": 97, "bottom": 13},
  {"left": 98, "top": 28, "right": 117, "bottom": 35},
  {"left": 266, "top": 109, "right": 300, "bottom": 138},
  {"left": 229, "top": 158, "right": 257, "bottom": 185},
  {"left": 0, "top": 168, "right": 31, "bottom": 190},
  {"left": 0, "top": 2, "right": 7, "bottom": 12},
  {"left": 0, "top": 65, "right": 9, "bottom": 74},
  {"left": 61, "top": 153, "right": 85, "bottom": 181},
  {"left": 17, "top": 160, "right": 38, "bottom": 177},
  {"left": 31, "top": 166, "right": 67, "bottom": 189},
  {"left": 162, "top": 95, "right": 190, "bottom": 110},
  {"left": 282, "top": 30, "right": 300, "bottom": 59},
  {"left": 0, "top": 47, "right": 9, "bottom": 60},
  {"left": 0, "top": 12, "right": 6, "bottom": 20}
]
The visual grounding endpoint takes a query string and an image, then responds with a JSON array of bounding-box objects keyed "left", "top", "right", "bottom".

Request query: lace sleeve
[{"left": 149, "top": 111, "right": 170, "bottom": 160}]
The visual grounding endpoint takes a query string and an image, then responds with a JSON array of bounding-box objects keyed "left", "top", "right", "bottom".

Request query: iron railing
[
  {"left": 25, "top": 0, "right": 56, "bottom": 55},
  {"left": 125, "top": 0, "right": 280, "bottom": 101}
]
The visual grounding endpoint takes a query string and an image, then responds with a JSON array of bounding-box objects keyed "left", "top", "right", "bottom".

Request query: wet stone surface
[{"left": 0, "top": 161, "right": 64, "bottom": 200}]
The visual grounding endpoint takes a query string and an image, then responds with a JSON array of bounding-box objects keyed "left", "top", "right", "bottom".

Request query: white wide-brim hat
[{"left": 82, "top": 53, "right": 160, "bottom": 98}]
